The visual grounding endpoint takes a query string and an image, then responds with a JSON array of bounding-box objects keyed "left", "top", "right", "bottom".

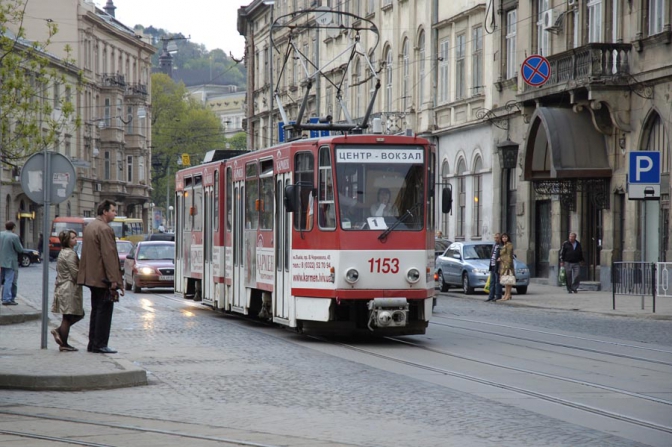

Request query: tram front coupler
[{"left": 367, "top": 298, "right": 409, "bottom": 331}]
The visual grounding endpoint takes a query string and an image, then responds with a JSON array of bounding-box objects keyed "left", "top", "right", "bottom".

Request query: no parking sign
[{"left": 521, "top": 55, "right": 551, "bottom": 87}]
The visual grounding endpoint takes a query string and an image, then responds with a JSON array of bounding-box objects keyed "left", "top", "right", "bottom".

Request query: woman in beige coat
[
  {"left": 51, "top": 230, "right": 84, "bottom": 351},
  {"left": 498, "top": 233, "right": 515, "bottom": 301}
]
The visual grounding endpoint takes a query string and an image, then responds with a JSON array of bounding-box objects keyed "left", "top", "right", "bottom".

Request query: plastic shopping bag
[
  {"left": 484, "top": 274, "right": 491, "bottom": 294},
  {"left": 558, "top": 266, "right": 567, "bottom": 287}
]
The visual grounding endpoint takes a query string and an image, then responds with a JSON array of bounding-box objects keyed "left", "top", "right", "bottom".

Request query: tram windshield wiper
[{"left": 378, "top": 203, "right": 421, "bottom": 242}]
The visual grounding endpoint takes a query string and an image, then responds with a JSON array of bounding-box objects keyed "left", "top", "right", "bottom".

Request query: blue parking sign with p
[
  {"left": 629, "top": 151, "right": 660, "bottom": 183},
  {"left": 628, "top": 151, "right": 661, "bottom": 200}
]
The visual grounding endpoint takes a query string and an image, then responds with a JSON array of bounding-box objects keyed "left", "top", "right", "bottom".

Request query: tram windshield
[{"left": 334, "top": 145, "right": 425, "bottom": 231}]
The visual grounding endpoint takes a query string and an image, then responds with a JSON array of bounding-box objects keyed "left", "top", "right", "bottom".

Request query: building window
[
  {"left": 455, "top": 34, "right": 466, "bottom": 100},
  {"left": 537, "top": 0, "right": 551, "bottom": 56},
  {"left": 649, "top": 0, "right": 664, "bottom": 35},
  {"left": 456, "top": 158, "right": 466, "bottom": 238},
  {"left": 418, "top": 31, "right": 425, "bottom": 109},
  {"left": 368, "top": 0, "right": 375, "bottom": 15},
  {"left": 117, "top": 150, "right": 123, "bottom": 180},
  {"left": 402, "top": 38, "right": 410, "bottom": 110},
  {"left": 65, "top": 137, "right": 71, "bottom": 158},
  {"left": 385, "top": 47, "right": 393, "bottom": 111},
  {"left": 353, "top": 59, "right": 362, "bottom": 117},
  {"left": 104, "top": 98, "right": 110, "bottom": 127},
  {"left": 506, "top": 10, "right": 517, "bottom": 79},
  {"left": 472, "top": 26, "right": 483, "bottom": 95},
  {"left": 116, "top": 98, "right": 122, "bottom": 127},
  {"left": 126, "top": 106, "right": 133, "bottom": 133},
  {"left": 139, "top": 156, "right": 145, "bottom": 182},
  {"left": 587, "top": 0, "right": 603, "bottom": 43},
  {"left": 292, "top": 48, "right": 298, "bottom": 85},
  {"left": 439, "top": 38, "right": 449, "bottom": 103},
  {"left": 472, "top": 156, "right": 483, "bottom": 237},
  {"left": 326, "top": 85, "right": 333, "bottom": 116},
  {"left": 127, "top": 156, "right": 133, "bottom": 182},
  {"left": 104, "top": 151, "right": 110, "bottom": 180},
  {"left": 53, "top": 83, "right": 60, "bottom": 109}
]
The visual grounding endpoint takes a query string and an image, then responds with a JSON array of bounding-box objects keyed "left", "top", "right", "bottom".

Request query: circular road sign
[
  {"left": 521, "top": 55, "right": 551, "bottom": 87},
  {"left": 20, "top": 151, "right": 77, "bottom": 204}
]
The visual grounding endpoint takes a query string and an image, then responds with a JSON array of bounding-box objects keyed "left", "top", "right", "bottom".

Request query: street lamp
[
  {"left": 497, "top": 139, "right": 519, "bottom": 237},
  {"left": 168, "top": 205, "right": 174, "bottom": 231},
  {"left": 159, "top": 34, "right": 188, "bottom": 79}
]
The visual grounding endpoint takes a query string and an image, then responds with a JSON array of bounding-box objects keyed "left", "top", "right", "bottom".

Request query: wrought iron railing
[
  {"left": 125, "top": 83, "right": 148, "bottom": 97},
  {"left": 101, "top": 73, "right": 126, "bottom": 88},
  {"left": 525, "top": 43, "right": 632, "bottom": 91}
]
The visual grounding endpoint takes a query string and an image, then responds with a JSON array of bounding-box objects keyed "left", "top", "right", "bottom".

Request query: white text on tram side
[{"left": 337, "top": 148, "right": 424, "bottom": 164}]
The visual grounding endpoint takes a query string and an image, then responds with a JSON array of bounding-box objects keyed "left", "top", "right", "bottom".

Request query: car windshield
[
  {"left": 334, "top": 145, "right": 425, "bottom": 231},
  {"left": 463, "top": 244, "right": 493, "bottom": 260},
  {"left": 117, "top": 241, "right": 133, "bottom": 254},
  {"left": 137, "top": 244, "right": 174, "bottom": 261}
]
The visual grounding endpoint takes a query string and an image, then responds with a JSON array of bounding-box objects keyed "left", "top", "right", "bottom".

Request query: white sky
[{"left": 99, "top": 0, "right": 246, "bottom": 58}]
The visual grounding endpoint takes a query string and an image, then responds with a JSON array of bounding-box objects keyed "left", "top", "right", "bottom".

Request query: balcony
[
  {"left": 125, "top": 83, "right": 148, "bottom": 99},
  {"left": 101, "top": 73, "right": 126, "bottom": 90},
  {"left": 519, "top": 43, "right": 632, "bottom": 100}
]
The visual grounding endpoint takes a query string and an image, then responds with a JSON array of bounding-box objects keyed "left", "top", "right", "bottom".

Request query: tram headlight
[
  {"left": 345, "top": 268, "right": 360, "bottom": 284},
  {"left": 406, "top": 268, "right": 421, "bottom": 284}
]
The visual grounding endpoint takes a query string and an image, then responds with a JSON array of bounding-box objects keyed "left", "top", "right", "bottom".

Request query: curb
[
  {"left": 0, "top": 311, "right": 40, "bottom": 326},
  {"left": 0, "top": 357, "right": 148, "bottom": 391}
]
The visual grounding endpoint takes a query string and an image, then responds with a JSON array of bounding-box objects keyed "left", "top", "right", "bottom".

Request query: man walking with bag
[
  {"left": 560, "top": 232, "right": 584, "bottom": 294},
  {"left": 78, "top": 200, "right": 122, "bottom": 354},
  {"left": 486, "top": 233, "right": 503, "bottom": 302},
  {"left": 1, "top": 221, "right": 23, "bottom": 305}
]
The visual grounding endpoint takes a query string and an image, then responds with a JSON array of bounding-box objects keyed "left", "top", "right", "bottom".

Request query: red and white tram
[{"left": 175, "top": 133, "right": 442, "bottom": 335}]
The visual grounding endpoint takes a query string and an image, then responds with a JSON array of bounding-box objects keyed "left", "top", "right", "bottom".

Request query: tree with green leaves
[
  {"left": 0, "top": 0, "right": 80, "bottom": 168},
  {"left": 151, "top": 73, "right": 227, "bottom": 209}
]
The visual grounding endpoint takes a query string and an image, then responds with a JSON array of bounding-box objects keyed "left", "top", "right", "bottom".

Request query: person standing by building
[
  {"left": 486, "top": 233, "right": 503, "bottom": 302},
  {"left": 498, "top": 233, "right": 515, "bottom": 301},
  {"left": 560, "top": 232, "right": 584, "bottom": 294},
  {"left": 77, "top": 200, "right": 122, "bottom": 354},
  {"left": 0, "top": 221, "right": 23, "bottom": 306},
  {"left": 51, "top": 229, "right": 84, "bottom": 351},
  {"left": 37, "top": 233, "right": 43, "bottom": 258}
]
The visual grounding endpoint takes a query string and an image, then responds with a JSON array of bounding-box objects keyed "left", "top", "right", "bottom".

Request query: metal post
[
  {"left": 652, "top": 262, "right": 656, "bottom": 313},
  {"left": 166, "top": 165, "right": 170, "bottom": 226},
  {"left": 612, "top": 261, "right": 616, "bottom": 310},
  {"left": 641, "top": 201, "right": 645, "bottom": 310},
  {"left": 41, "top": 151, "right": 51, "bottom": 349}
]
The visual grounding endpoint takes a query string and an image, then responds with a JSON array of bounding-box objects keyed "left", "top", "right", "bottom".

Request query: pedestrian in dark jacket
[
  {"left": 560, "top": 232, "right": 584, "bottom": 293},
  {"left": 486, "top": 233, "right": 503, "bottom": 302}
]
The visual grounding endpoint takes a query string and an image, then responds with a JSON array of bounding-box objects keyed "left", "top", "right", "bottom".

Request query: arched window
[
  {"left": 385, "top": 47, "right": 393, "bottom": 111},
  {"left": 642, "top": 111, "right": 670, "bottom": 173},
  {"left": 5, "top": 195, "right": 10, "bottom": 222},
  {"left": 472, "top": 156, "right": 483, "bottom": 237},
  {"left": 402, "top": 38, "right": 410, "bottom": 111},
  {"left": 441, "top": 160, "right": 450, "bottom": 178},
  {"left": 417, "top": 31, "right": 426, "bottom": 110},
  {"left": 456, "top": 158, "right": 467, "bottom": 237}
]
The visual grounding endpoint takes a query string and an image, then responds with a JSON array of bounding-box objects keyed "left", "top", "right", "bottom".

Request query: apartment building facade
[{"left": 2, "top": 0, "right": 155, "bottom": 249}]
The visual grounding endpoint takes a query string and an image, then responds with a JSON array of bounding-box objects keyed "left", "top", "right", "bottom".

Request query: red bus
[{"left": 175, "top": 134, "right": 444, "bottom": 336}]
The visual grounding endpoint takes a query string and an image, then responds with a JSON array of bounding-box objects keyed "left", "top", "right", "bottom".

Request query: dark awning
[{"left": 524, "top": 107, "right": 612, "bottom": 180}]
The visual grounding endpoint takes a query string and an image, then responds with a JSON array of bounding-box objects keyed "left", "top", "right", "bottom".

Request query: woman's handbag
[{"left": 500, "top": 270, "right": 516, "bottom": 286}]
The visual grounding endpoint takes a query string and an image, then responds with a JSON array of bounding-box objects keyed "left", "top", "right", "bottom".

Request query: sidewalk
[
  {"left": 2, "top": 280, "right": 670, "bottom": 392},
  {"left": 443, "top": 280, "right": 672, "bottom": 320},
  {"left": 0, "top": 293, "right": 147, "bottom": 391}
]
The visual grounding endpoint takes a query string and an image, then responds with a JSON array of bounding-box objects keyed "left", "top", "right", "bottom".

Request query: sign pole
[{"left": 41, "top": 152, "right": 51, "bottom": 349}]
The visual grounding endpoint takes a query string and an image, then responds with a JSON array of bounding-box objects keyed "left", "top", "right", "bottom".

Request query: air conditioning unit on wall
[
  {"left": 568, "top": 0, "right": 577, "bottom": 6},
  {"left": 543, "top": 9, "right": 554, "bottom": 30}
]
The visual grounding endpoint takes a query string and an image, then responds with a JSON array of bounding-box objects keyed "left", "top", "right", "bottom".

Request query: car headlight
[
  {"left": 472, "top": 268, "right": 489, "bottom": 275},
  {"left": 344, "top": 268, "right": 359, "bottom": 284},
  {"left": 406, "top": 268, "right": 421, "bottom": 284},
  {"left": 139, "top": 267, "right": 154, "bottom": 275},
  {"left": 516, "top": 268, "right": 529, "bottom": 275}
]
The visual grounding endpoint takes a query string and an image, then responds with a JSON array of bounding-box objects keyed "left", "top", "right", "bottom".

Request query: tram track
[
  {"left": 316, "top": 337, "right": 672, "bottom": 436},
  {"left": 430, "top": 314, "right": 672, "bottom": 366},
  {"left": 0, "top": 408, "right": 287, "bottom": 447}
]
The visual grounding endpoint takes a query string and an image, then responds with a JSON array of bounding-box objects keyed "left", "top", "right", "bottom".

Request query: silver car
[{"left": 435, "top": 242, "right": 530, "bottom": 295}]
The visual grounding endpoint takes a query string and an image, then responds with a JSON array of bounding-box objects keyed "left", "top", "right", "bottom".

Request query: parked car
[
  {"left": 435, "top": 238, "right": 452, "bottom": 259},
  {"left": 73, "top": 240, "right": 134, "bottom": 274},
  {"left": 435, "top": 241, "right": 530, "bottom": 295},
  {"left": 19, "top": 248, "right": 41, "bottom": 267},
  {"left": 123, "top": 241, "right": 175, "bottom": 293}
]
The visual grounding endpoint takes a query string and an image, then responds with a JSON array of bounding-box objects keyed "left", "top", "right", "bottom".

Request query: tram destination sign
[{"left": 337, "top": 148, "right": 424, "bottom": 163}]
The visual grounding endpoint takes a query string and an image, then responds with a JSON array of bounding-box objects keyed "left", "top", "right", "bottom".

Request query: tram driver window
[
  {"left": 293, "top": 152, "right": 314, "bottom": 231},
  {"left": 318, "top": 146, "right": 335, "bottom": 230}
]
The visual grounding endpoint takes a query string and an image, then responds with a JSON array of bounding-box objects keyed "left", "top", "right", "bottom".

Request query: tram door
[
  {"left": 274, "top": 173, "right": 292, "bottom": 321},
  {"left": 202, "top": 188, "right": 214, "bottom": 305},
  {"left": 232, "top": 184, "right": 246, "bottom": 310}
]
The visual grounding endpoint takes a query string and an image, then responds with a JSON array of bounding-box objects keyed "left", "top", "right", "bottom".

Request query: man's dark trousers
[
  {"left": 88, "top": 286, "right": 114, "bottom": 350},
  {"left": 488, "top": 269, "right": 502, "bottom": 300}
]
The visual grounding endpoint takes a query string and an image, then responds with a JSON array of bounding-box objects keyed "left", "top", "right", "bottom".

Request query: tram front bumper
[{"left": 367, "top": 297, "right": 409, "bottom": 330}]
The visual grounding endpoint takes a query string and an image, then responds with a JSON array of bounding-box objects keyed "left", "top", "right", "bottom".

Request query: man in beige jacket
[{"left": 77, "top": 200, "right": 122, "bottom": 354}]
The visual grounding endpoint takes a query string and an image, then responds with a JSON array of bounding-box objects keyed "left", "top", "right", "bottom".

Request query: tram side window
[
  {"left": 318, "top": 146, "right": 335, "bottom": 230},
  {"left": 259, "top": 176, "right": 274, "bottom": 230},
  {"left": 245, "top": 162, "right": 259, "bottom": 229},
  {"left": 193, "top": 184, "right": 203, "bottom": 231},
  {"left": 293, "top": 152, "right": 314, "bottom": 231},
  {"left": 184, "top": 186, "right": 192, "bottom": 231},
  {"left": 214, "top": 170, "right": 219, "bottom": 231},
  {"left": 226, "top": 167, "right": 232, "bottom": 232}
]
